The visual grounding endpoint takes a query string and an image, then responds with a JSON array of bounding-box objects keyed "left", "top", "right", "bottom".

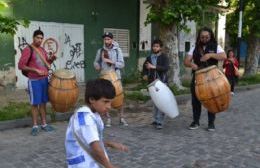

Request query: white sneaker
[
  {"left": 106, "top": 118, "right": 111, "bottom": 127},
  {"left": 231, "top": 92, "right": 235, "bottom": 96},
  {"left": 120, "top": 118, "right": 128, "bottom": 126}
]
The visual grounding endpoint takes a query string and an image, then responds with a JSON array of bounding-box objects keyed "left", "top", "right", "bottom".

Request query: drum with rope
[
  {"left": 48, "top": 69, "right": 79, "bottom": 112},
  {"left": 195, "top": 65, "right": 231, "bottom": 113},
  {"left": 100, "top": 70, "right": 124, "bottom": 109}
]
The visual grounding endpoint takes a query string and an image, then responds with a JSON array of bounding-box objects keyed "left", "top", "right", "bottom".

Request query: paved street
[{"left": 0, "top": 88, "right": 259, "bottom": 168}]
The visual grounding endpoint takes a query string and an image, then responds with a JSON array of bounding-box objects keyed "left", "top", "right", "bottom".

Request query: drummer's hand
[
  {"left": 95, "top": 65, "right": 101, "bottom": 71},
  {"left": 191, "top": 63, "right": 198, "bottom": 70},
  {"left": 145, "top": 62, "right": 156, "bottom": 69},
  {"left": 35, "top": 69, "right": 48, "bottom": 76},
  {"left": 200, "top": 53, "right": 212, "bottom": 62},
  {"left": 103, "top": 58, "right": 114, "bottom": 65},
  {"left": 50, "top": 54, "right": 57, "bottom": 61},
  {"left": 143, "top": 75, "right": 148, "bottom": 81}
]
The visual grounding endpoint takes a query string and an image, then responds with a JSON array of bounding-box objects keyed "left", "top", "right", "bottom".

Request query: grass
[
  {"left": 125, "top": 91, "right": 150, "bottom": 102},
  {"left": 0, "top": 102, "right": 31, "bottom": 121},
  {"left": 0, "top": 102, "right": 55, "bottom": 121},
  {"left": 238, "top": 73, "right": 260, "bottom": 86}
]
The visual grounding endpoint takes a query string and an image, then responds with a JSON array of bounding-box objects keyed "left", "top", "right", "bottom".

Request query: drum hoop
[
  {"left": 195, "top": 65, "right": 217, "bottom": 74},
  {"left": 52, "top": 69, "right": 76, "bottom": 79},
  {"left": 52, "top": 73, "right": 76, "bottom": 80}
]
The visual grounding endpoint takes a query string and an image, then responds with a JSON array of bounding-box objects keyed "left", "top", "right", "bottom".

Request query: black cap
[{"left": 102, "top": 32, "right": 113, "bottom": 39}]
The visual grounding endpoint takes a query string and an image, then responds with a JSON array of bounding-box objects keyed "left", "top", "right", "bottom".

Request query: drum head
[{"left": 53, "top": 69, "right": 75, "bottom": 79}]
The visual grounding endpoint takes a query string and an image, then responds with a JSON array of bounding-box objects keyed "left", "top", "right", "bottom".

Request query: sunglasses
[{"left": 200, "top": 36, "right": 210, "bottom": 40}]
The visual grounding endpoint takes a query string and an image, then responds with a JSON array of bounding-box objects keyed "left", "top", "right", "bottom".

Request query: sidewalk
[{"left": 1, "top": 83, "right": 260, "bottom": 130}]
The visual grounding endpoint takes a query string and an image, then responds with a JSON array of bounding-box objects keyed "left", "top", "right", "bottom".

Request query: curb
[
  {"left": 0, "top": 84, "right": 260, "bottom": 131},
  {"left": 0, "top": 112, "right": 73, "bottom": 131}
]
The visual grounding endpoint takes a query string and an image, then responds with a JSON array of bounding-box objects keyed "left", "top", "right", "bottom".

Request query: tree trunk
[
  {"left": 244, "top": 37, "right": 260, "bottom": 76},
  {"left": 159, "top": 25, "right": 183, "bottom": 89}
]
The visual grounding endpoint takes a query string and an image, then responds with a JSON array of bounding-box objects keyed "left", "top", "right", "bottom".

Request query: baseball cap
[{"left": 102, "top": 32, "right": 113, "bottom": 39}]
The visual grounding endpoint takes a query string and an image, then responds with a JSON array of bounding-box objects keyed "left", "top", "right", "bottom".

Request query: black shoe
[
  {"left": 151, "top": 121, "right": 158, "bottom": 126},
  {"left": 156, "top": 123, "right": 163, "bottom": 129},
  {"left": 207, "top": 123, "right": 215, "bottom": 131},
  {"left": 189, "top": 122, "right": 200, "bottom": 130}
]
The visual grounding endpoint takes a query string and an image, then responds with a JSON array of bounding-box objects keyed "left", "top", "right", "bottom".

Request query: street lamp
[{"left": 237, "top": 0, "right": 243, "bottom": 67}]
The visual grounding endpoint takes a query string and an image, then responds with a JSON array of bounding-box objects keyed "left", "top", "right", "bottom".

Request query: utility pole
[{"left": 237, "top": 0, "right": 243, "bottom": 67}]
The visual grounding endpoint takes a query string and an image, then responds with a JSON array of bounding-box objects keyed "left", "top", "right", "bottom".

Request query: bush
[
  {"left": 238, "top": 73, "right": 260, "bottom": 86},
  {"left": 0, "top": 102, "right": 31, "bottom": 121}
]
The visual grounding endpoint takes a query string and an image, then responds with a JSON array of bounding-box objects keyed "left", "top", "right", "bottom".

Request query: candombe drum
[
  {"left": 148, "top": 79, "right": 179, "bottom": 118},
  {"left": 48, "top": 69, "right": 79, "bottom": 112},
  {"left": 195, "top": 65, "right": 231, "bottom": 113},
  {"left": 100, "top": 70, "right": 124, "bottom": 109}
]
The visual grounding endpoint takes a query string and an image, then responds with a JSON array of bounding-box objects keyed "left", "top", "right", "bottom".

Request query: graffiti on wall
[
  {"left": 17, "top": 37, "right": 28, "bottom": 52},
  {"left": 64, "top": 33, "right": 85, "bottom": 70},
  {"left": 43, "top": 38, "right": 59, "bottom": 70}
]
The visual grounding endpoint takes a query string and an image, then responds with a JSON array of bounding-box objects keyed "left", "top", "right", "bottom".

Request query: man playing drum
[
  {"left": 18, "top": 29, "right": 56, "bottom": 136},
  {"left": 184, "top": 27, "right": 227, "bottom": 131},
  {"left": 142, "top": 39, "right": 169, "bottom": 129},
  {"left": 93, "top": 32, "right": 128, "bottom": 127}
]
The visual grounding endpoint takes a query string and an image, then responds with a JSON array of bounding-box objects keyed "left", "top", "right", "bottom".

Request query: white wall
[{"left": 14, "top": 21, "right": 85, "bottom": 89}]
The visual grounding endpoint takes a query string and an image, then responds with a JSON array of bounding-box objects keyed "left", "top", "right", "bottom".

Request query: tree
[
  {"left": 145, "top": 0, "right": 229, "bottom": 88},
  {"left": 0, "top": 0, "right": 28, "bottom": 35},
  {"left": 226, "top": 0, "right": 260, "bottom": 76}
]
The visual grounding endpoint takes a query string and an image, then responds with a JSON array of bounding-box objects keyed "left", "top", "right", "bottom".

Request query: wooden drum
[
  {"left": 100, "top": 70, "right": 124, "bottom": 109},
  {"left": 48, "top": 69, "right": 79, "bottom": 112},
  {"left": 195, "top": 65, "right": 231, "bottom": 113}
]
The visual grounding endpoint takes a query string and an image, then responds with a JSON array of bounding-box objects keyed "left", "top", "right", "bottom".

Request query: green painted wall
[{"left": 0, "top": 0, "right": 139, "bottom": 80}]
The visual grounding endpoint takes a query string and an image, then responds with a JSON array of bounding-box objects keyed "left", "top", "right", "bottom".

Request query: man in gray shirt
[{"left": 94, "top": 32, "right": 128, "bottom": 127}]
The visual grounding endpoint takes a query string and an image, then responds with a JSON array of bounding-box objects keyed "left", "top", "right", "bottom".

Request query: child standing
[
  {"left": 142, "top": 39, "right": 169, "bottom": 129},
  {"left": 223, "top": 49, "right": 239, "bottom": 95},
  {"left": 65, "top": 79, "right": 128, "bottom": 168}
]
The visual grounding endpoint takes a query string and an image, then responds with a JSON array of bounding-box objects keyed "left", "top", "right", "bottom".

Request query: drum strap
[
  {"left": 98, "top": 48, "right": 118, "bottom": 70},
  {"left": 31, "top": 45, "right": 51, "bottom": 69}
]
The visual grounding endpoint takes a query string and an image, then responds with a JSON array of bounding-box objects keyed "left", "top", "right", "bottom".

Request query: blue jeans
[{"left": 153, "top": 104, "right": 165, "bottom": 125}]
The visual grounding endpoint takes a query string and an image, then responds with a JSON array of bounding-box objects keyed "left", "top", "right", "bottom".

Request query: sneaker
[
  {"left": 231, "top": 92, "right": 235, "bottom": 96},
  {"left": 189, "top": 122, "right": 200, "bottom": 130},
  {"left": 207, "top": 123, "right": 215, "bottom": 131},
  {"left": 106, "top": 118, "right": 111, "bottom": 127},
  {"left": 41, "top": 124, "right": 54, "bottom": 132},
  {"left": 151, "top": 121, "right": 158, "bottom": 126},
  {"left": 119, "top": 118, "right": 128, "bottom": 126},
  {"left": 31, "top": 126, "right": 40, "bottom": 136},
  {"left": 156, "top": 123, "right": 163, "bottom": 129}
]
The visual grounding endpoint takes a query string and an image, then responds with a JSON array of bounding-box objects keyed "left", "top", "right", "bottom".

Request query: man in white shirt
[
  {"left": 65, "top": 79, "right": 128, "bottom": 168},
  {"left": 184, "top": 27, "right": 227, "bottom": 131}
]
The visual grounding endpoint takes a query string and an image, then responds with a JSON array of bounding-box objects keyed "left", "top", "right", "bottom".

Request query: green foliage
[
  {"left": 226, "top": 0, "right": 260, "bottom": 46},
  {"left": 122, "top": 70, "right": 142, "bottom": 84},
  {"left": 146, "top": 0, "right": 226, "bottom": 30},
  {"left": 169, "top": 84, "right": 190, "bottom": 95},
  {"left": 0, "top": 0, "right": 29, "bottom": 35},
  {"left": 125, "top": 91, "right": 150, "bottom": 102},
  {"left": 238, "top": 73, "right": 260, "bottom": 86},
  {"left": 0, "top": 102, "right": 31, "bottom": 121}
]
